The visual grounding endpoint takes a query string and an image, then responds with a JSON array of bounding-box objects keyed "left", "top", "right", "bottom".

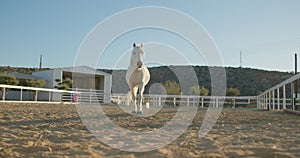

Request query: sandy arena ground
[{"left": 0, "top": 102, "right": 299, "bottom": 158}]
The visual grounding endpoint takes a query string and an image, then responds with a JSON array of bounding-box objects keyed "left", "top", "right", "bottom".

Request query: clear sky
[{"left": 1, "top": 0, "right": 300, "bottom": 72}]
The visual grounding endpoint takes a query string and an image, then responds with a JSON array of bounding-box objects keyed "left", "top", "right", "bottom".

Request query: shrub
[{"left": 189, "top": 85, "right": 209, "bottom": 96}]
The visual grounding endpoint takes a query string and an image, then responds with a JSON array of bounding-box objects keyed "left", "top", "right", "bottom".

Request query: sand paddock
[{"left": 0, "top": 102, "right": 299, "bottom": 158}]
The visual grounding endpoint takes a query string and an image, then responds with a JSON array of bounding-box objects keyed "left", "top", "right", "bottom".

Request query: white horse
[{"left": 126, "top": 43, "right": 150, "bottom": 113}]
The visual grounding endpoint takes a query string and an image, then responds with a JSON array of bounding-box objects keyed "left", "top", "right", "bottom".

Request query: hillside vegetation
[
  {"left": 0, "top": 66, "right": 293, "bottom": 96},
  {"left": 109, "top": 66, "right": 293, "bottom": 96},
  {"left": 0, "top": 66, "right": 50, "bottom": 74}
]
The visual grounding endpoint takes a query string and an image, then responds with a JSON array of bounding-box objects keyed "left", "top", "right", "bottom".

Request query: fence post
[
  {"left": 152, "top": 95, "right": 155, "bottom": 106},
  {"left": 262, "top": 95, "right": 264, "bottom": 109},
  {"left": 2, "top": 87, "right": 5, "bottom": 101},
  {"left": 264, "top": 94, "right": 266, "bottom": 109},
  {"left": 277, "top": 88, "right": 280, "bottom": 110},
  {"left": 192, "top": 97, "right": 195, "bottom": 106},
  {"left": 266, "top": 93, "right": 268, "bottom": 109},
  {"left": 268, "top": 92, "right": 271, "bottom": 110},
  {"left": 201, "top": 97, "right": 204, "bottom": 108},
  {"left": 20, "top": 88, "right": 23, "bottom": 101},
  {"left": 260, "top": 95, "right": 262, "bottom": 109},
  {"left": 272, "top": 90, "right": 275, "bottom": 110},
  {"left": 268, "top": 91, "right": 273, "bottom": 110},
  {"left": 233, "top": 96, "right": 236, "bottom": 108},
  {"left": 256, "top": 96, "right": 260, "bottom": 109},
  {"left": 260, "top": 96, "right": 262, "bottom": 109},
  {"left": 35, "top": 90, "right": 38, "bottom": 102},
  {"left": 291, "top": 82, "right": 295, "bottom": 111},
  {"left": 89, "top": 88, "right": 92, "bottom": 103},
  {"left": 283, "top": 85, "right": 286, "bottom": 109},
  {"left": 266, "top": 93, "right": 268, "bottom": 110},
  {"left": 159, "top": 97, "right": 161, "bottom": 106},
  {"left": 173, "top": 97, "right": 176, "bottom": 107}
]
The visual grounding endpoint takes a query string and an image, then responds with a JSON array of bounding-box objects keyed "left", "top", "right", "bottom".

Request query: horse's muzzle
[{"left": 137, "top": 61, "right": 143, "bottom": 68}]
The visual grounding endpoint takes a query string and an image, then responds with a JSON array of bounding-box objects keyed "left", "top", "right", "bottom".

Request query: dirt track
[{"left": 0, "top": 102, "right": 299, "bottom": 158}]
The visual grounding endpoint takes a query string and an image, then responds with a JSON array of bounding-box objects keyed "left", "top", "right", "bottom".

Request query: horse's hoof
[{"left": 137, "top": 111, "right": 143, "bottom": 114}]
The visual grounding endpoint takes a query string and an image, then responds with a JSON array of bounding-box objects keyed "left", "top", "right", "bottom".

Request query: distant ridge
[
  {"left": 0, "top": 66, "right": 50, "bottom": 74},
  {"left": 0, "top": 65, "right": 292, "bottom": 96},
  {"left": 101, "top": 66, "right": 293, "bottom": 96}
]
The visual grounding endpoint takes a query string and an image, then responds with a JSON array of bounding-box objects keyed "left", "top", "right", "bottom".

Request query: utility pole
[
  {"left": 294, "top": 53, "right": 298, "bottom": 110},
  {"left": 39, "top": 54, "right": 43, "bottom": 70},
  {"left": 240, "top": 51, "right": 242, "bottom": 68}
]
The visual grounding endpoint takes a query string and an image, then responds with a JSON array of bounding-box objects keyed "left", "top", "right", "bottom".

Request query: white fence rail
[
  {"left": 0, "top": 84, "right": 107, "bottom": 104},
  {"left": 68, "top": 88, "right": 105, "bottom": 103},
  {"left": 257, "top": 73, "right": 300, "bottom": 111},
  {"left": 111, "top": 93, "right": 258, "bottom": 109},
  {"left": 3, "top": 71, "right": 300, "bottom": 112},
  {"left": 0, "top": 84, "right": 78, "bottom": 102}
]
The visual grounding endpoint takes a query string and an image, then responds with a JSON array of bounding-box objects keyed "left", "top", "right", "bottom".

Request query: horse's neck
[
  {"left": 130, "top": 57, "right": 136, "bottom": 66},
  {"left": 126, "top": 64, "right": 136, "bottom": 78},
  {"left": 128, "top": 63, "right": 136, "bottom": 71},
  {"left": 129, "top": 57, "right": 138, "bottom": 69}
]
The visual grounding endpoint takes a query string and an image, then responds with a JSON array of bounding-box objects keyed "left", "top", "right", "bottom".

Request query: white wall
[
  {"left": 104, "top": 74, "right": 112, "bottom": 103},
  {"left": 32, "top": 69, "right": 62, "bottom": 101},
  {"left": 32, "top": 66, "right": 112, "bottom": 103},
  {"left": 32, "top": 70, "right": 55, "bottom": 88}
]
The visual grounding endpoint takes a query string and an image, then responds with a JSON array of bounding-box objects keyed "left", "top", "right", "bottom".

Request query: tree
[
  {"left": 163, "top": 80, "right": 181, "bottom": 95},
  {"left": 189, "top": 85, "right": 209, "bottom": 107},
  {"left": 0, "top": 73, "right": 19, "bottom": 85},
  {"left": 226, "top": 87, "right": 240, "bottom": 107},
  {"left": 226, "top": 88, "right": 240, "bottom": 96},
  {"left": 54, "top": 78, "right": 72, "bottom": 90},
  {"left": 0, "top": 73, "right": 19, "bottom": 100},
  {"left": 27, "top": 79, "right": 46, "bottom": 101},
  {"left": 54, "top": 78, "right": 73, "bottom": 102},
  {"left": 27, "top": 80, "right": 46, "bottom": 88},
  {"left": 163, "top": 80, "right": 181, "bottom": 106},
  {"left": 189, "top": 85, "right": 209, "bottom": 96}
]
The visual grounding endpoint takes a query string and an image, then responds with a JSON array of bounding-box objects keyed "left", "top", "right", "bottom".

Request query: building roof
[
  {"left": 34, "top": 66, "right": 112, "bottom": 76},
  {"left": 60, "top": 66, "right": 112, "bottom": 76}
]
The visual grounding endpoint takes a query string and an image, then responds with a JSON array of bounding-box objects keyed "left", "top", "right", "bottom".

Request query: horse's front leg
[
  {"left": 138, "top": 83, "right": 146, "bottom": 113},
  {"left": 131, "top": 86, "right": 138, "bottom": 113}
]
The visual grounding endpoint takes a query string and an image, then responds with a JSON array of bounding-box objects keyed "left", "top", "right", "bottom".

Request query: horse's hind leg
[{"left": 131, "top": 86, "right": 138, "bottom": 113}]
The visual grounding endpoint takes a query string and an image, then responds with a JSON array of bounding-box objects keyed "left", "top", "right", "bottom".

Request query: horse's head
[{"left": 131, "top": 43, "right": 145, "bottom": 69}]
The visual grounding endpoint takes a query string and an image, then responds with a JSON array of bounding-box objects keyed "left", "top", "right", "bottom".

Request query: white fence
[
  {"left": 111, "top": 93, "right": 258, "bottom": 109},
  {"left": 257, "top": 73, "right": 300, "bottom": 111},
  {"left": 0, "top": 84, "right": 78, "bottom": 102},
  {"left": 0, "top": 84, "right": 110, "bottom": 104},
  {"left": 3, "top": 71, "right": 300, "bottom": 112},
  {"left": 68, "top": 88, "right": 105, "bottom": 103}
]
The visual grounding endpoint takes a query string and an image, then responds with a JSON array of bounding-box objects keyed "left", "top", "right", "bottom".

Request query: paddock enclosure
[{"left": 1, "top": 70, "right": 300, "bottom": 157}]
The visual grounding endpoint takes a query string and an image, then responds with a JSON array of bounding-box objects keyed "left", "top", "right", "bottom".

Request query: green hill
[
  {"left": 108, "top": 66, "right": 293, "bottom": 96},
  {"left": 0, "top": 66, "right": 50, "bottom": 74},
  {"left": 0, "top": 65, "right": 293, "bottom": 96}
]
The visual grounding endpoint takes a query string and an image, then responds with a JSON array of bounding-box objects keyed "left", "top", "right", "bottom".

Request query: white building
[{"left": 33, "top": 66, "right": 112, "bottom": 103}]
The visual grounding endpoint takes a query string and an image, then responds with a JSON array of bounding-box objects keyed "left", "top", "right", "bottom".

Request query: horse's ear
[
  {"left": 140, "top": 43, "right": 143, "bottom": 48},
  {"left": 133, "top": 43, "right": 136, "bottom": 47}
]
